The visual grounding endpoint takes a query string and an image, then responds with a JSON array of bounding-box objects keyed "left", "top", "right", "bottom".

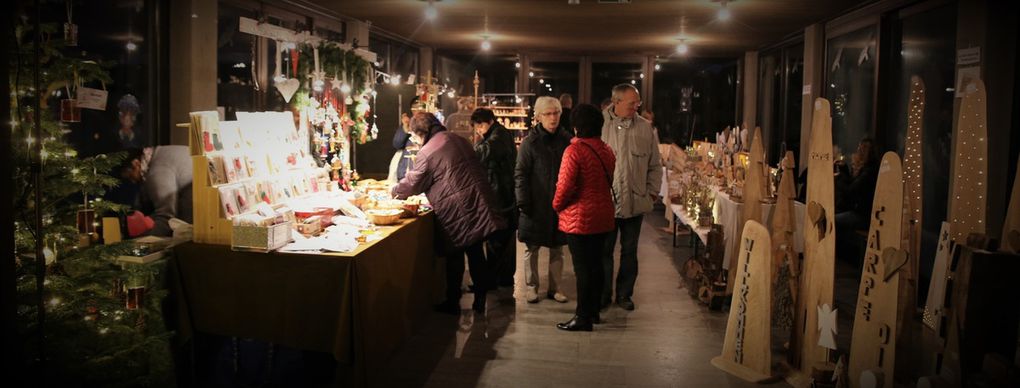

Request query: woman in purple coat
[{"left": 392, "top": 112, "right": 507, "bottom": 314}]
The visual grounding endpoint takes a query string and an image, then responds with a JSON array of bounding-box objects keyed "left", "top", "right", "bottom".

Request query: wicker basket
[{"left": 365, "top": 209, "right": 402, "bottom": 226}]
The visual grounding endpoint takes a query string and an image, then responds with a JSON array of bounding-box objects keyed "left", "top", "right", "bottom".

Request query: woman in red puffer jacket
[{"left": 552, "top": 104, "right": 616, "bottom": 331}]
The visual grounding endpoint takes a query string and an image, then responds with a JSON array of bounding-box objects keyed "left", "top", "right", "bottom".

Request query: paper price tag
[{"left": 76, "top": 87, "right": 108, "bottom": 110}]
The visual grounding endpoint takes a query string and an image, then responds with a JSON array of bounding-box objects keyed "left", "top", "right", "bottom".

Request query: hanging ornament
[
  {"left": 274, "top": 42, "right": 299, "bottom": 103},
  {"left": 125, "top": 285, "right": 145, "bottom": 310},
  {"left": 311, "top": 46, "right": 326, "bottom": 92}
]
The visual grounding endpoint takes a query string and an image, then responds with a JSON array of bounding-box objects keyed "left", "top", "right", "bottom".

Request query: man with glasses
[{"left": 600, "top": 84, "right": 662, "bottom": 311}]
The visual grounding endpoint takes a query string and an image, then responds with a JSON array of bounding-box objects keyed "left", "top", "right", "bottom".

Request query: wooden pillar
[
  {"left": 169, "top": 0, "right": 217, "bottom": 145},
  {"left": 579, "top": 56, "right": 592, "bottom": 104},
  {"left": 799, "top": 24, "right": 824, "bottom": 174}
]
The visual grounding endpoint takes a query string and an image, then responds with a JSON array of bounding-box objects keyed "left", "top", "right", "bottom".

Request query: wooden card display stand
[
  {"left": 848, "top": 152, "right": 904, "bottom": 388},
  {"left": 788, "top": 98, "right": 836, "bottom": 387},
  {"left": 728, "top": 127, "right": 767, "bottom": 295},
  {"left": 190, "top": 111, "right": 233, "bottom": 245},
  {"left": 712, "top": 220, "right": 774, "bottom": 383}
]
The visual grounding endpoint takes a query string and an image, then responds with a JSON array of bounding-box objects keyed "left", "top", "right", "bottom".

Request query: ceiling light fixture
[
  {"left": 718, "top": 1, "right": 732, "bottom": 21},
  {"left": 655, "top": 63, "right": 661, "bottom": 71},
  {"left": 528, "top": 71, "right": 534, "bottom": 77},
  {"left": 515, "top": 62, "right": 521, "bottom": 68},
  {"left": 424, "top": 1, "right": 437, "bottom": 21},
  {"left": 676, "top": 40, "right": 689, "bottom": 55},
  {"left": 481, "top": 36, "right": 491, "bottom": 51},
  {"left": 539, "top": 78, "right": 544, "bottom": 84}
]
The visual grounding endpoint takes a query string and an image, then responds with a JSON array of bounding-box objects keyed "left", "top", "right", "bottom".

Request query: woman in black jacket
[{"left": 515, "top": 96, "right": 573, "bottom": 303}]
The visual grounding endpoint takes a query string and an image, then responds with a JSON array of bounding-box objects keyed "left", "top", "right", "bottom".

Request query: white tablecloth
[{"left": 661, "top": 164, "right": 805, "bottom": 270}]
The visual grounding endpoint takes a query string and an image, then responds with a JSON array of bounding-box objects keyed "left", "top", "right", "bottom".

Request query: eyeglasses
[{"left": 538, "top": 111, "right": 561, "bottom": 117}]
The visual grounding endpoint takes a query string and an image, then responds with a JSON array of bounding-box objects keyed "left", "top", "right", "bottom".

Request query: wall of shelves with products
[{"left": 483, "top": 93, "right": 534, "bottom": 145}]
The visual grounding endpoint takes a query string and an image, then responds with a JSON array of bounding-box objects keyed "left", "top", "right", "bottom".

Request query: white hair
[
  {"left": 611, "top": 83, "right": 639, "bottom": 102},
  {"left": 533, "top": 96, "right": 562, "bottom": 121}
]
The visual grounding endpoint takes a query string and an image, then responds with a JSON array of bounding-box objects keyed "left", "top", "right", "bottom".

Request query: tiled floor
[{"left": 373, "top": 212, "right": 844, "bottom": 388}]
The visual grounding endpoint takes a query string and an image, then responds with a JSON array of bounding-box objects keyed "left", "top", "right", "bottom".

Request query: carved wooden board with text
[
  {"left": 849, "top": 152, "right": 904, "bottom": 388},
  {"left": 712, "top": 220, "right": 773, "bottom": 383},
  {"left": 789, "top": 98, "right": 837, "bottom": 385}
]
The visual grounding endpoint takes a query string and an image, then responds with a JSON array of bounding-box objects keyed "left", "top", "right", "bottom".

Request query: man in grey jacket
[{"left": 600, "top": 84, "right": 662, "bottom": 311}]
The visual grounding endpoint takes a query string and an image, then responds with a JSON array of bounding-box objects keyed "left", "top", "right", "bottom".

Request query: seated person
[
  {"left": 834, "top": 138, "right": 878, "bottom": 265},
  {"left": 116, "top": 146, "right": 193, "bottom": 237}
]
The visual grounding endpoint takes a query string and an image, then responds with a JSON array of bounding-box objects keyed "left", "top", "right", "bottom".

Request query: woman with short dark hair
[
  {"left": 552, "top": 104, "right": 616, "bottom": 331},
  {"left": 393, "top": 112, "right": 507, "bottom": 314}
]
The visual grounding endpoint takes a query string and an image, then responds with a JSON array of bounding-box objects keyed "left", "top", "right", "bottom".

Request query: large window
[
  {"left": 825, "top": 24, "right": 878, "bottom": 158},
  {"left": 758, "top": 42, "right": 804, "bottom": 165},
  {"left": 591, "top": 61, "right": 643, "bottom": 108},
  {"left": 65, "top": 0, "right": 168, "bottom": 155},
  {"left": 528, "top": 61, "right": 579, "bottom": 100},
  {"left": 653, "top": 59, "right": 738, "bottom": 146},
  {"left": 885, "top": 3, "right": 956, "bottom": 298}
]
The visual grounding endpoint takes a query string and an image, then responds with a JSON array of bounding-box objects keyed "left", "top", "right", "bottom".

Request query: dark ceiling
[{"left": 318, "top": 0, "right": 870, "bottom": 57}]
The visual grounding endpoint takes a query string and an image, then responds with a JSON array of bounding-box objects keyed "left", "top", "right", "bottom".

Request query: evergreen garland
[
  {"left": 293, "top": 41, "right": 374, "bottom": 144},
  {"left": 10, "top": 4, "right": 174, "bottom": 386}
]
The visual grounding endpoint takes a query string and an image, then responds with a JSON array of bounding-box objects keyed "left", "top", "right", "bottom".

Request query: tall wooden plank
[
  {"left": 789, "top": 98, "right": 836, "bottom": 386},
  {"left": 898, "top": 76, "right": 925, "bottom": 382},
  {"left": 849, "top": 152, "right": 904, "bottom": 388},
  {"left": 948, "top": 79, "right": 987, "bottom": 245},
  {"left": 712, "top": 220, "right": 774, "bottom": 383},
  {"left": 729, "top": 127, "right": 767, "bottom": 294},
  {"left": 772, "top": 152, "right": 799, "bottom": 331}
]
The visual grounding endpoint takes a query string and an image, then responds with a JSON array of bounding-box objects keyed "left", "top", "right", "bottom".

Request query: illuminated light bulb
[
  {"left": 655, "top": 63, "right": 661, "bottom": 71},
  {"left": 481, "top": 38, "right": 491, "bottom": 51},
  {"left": 126, "top": 41, "right": 138, "bottom": 51},
  {"left": 718, "top": 3, "right": 732, "bottom": 21},
  {"left": 515, "top": 62, "right": 521, "bottom": 68},
  {"left": 539, "top": 78, "right": 544, "bottom": 84},
  {"left": 640, "top": 73, "right": 645, "bottom": 79},
  {"left": 424, "top": 3, "right": 437, "bottom": 21},
  {"left": 528, "top": 71, "right": 534, "bottom": 77},
  {"left": 676, "top": 42, "right": 689, "bottom": 55}
]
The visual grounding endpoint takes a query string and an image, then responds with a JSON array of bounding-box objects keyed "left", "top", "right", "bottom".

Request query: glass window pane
[
  {"left": 652, "top": 59, "right": 738, "bottom": 146},
  {"left": 217, "top": 4, "right": 257, "bottom": 120},
  {"left": 591, "top": 61, "right": 642, "bottom": 109},
  {"left": 529, "top": 61, "right": 579, "bottom": 100},
  {"left": 784, "top": 43, "right": 804, "bottom": 165},
  {"left": 826, "top": 26, "right": 877, "bottom": 158},
  {"left": 887, "top": 4, "right": 956, "bottom": 296}
]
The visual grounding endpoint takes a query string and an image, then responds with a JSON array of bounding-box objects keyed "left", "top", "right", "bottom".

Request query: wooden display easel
[
  {"left": 848, "top": 152, "right": 904, "bottom": 388},
  {"left": 728, "top": 127, "right": 766, "bottom": 295},
  {"left": 788, "top": 98, "right": 836, "bottom": 387},
  {"left": 189, "top": 111, "right": 232, "bottom": 245},
  {"left": 712, "top": 220, "right": 774, "bottom": 383}
]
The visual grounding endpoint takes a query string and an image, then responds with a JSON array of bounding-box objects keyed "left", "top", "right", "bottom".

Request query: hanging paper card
[{"left": 76, "top": 87, "right": 109, "bottom": 110}]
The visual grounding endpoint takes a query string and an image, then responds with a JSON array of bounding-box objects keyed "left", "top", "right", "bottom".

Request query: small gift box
[{"left": 231, "top": 221, "right": 293, "bottom": 253}]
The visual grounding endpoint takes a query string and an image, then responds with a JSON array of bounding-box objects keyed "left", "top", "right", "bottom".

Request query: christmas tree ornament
[{"left": 64, "top": 2, "right": 77, "bottom": 46}]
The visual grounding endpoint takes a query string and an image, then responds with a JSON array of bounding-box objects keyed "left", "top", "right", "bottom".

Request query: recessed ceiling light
[
  {"left": 481, "top": 38, "right": 491, "bottom": 51},
  {"left": 539, "top": 78, "right": 544, "bottom": 84},
  {"left": 515, "top": 62, "right": 521, "bottom": 68},
  {"left": 528, "top": 71, "right": 534, "bottom": 77},
  {"left": 425, "top": 2, "right": 437, "bottom": 21},
  {"left": 718, "top": 1, "right": 732, "bottom": 21},
  {"left": 676, "top": 41, "right": 689, "bottom": 55}
]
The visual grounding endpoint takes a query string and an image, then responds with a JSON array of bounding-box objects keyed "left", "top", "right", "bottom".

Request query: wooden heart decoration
[
  {"left": 1008, "top": 229, "right": 1020, "bottom": 253},
  {"left": 882, "top": 247, "right": 908, "bottom": 282},
  {"left": 808, "top": 201, "right": 825, "bottom": 224},
  {"left": 276, "top": 78, "right": 300, "bottom": 103}
]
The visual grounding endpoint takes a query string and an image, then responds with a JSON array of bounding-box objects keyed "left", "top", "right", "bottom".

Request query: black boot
[
  {"left": 556, "top": 316, "right": 593, "bottom": 331},
  {"left": 434, "top": 300, "right": 460, "bottom": 315}
]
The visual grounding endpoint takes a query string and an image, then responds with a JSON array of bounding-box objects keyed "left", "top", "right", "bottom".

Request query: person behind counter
[
  {"left": 116, "top": 145, "right": 193, "bottom": 237},
  {"left": 392, "top": 112, "right": 507, "bottom": 314}
]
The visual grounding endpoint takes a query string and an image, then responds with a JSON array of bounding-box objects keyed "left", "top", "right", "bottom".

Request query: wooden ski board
[
  {"left": 1001, "top": 153, "right": 1020, "bottom": 253},
  {"left": 948, "top": 79, "right": 987, "bottom": 245},
  {"left": 898, "top": 75, "right": 925, "bottom": 382},
  {"left": 712, "top": 220, "right": 774, "bottom": 383},
  {"left": 849, "top": 152, "right": 905, "bottom": 388},
  {"left": 729, "top": 127, "right": 767, "bottom": 295},
  {"left": 790, "top": 98, "right": 837, "bottom": 381}
]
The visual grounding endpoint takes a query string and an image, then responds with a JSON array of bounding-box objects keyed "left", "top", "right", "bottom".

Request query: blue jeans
[{"left": 602, "top": 215, "right": 644, "bottom": 303}]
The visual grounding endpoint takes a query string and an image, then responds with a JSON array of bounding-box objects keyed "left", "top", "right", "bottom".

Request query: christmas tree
[{"left": 10, "top": 4, "right": 174, "bottom": 386}]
